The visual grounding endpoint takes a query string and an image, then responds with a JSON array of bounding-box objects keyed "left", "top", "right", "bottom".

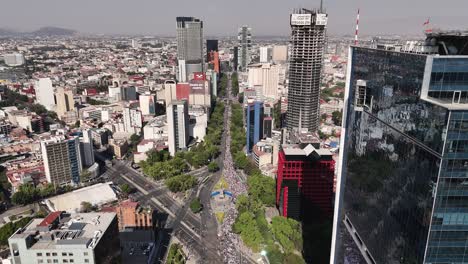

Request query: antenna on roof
[
  {"left": 320, "top": 0, "right": 324, "bottom": 13},
  {"left": 354, "top": 8, "right": 360, "bottom": 46}
]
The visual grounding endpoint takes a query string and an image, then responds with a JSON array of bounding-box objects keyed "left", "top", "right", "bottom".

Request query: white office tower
[
  {"left": 176, "top": 17, "right": 203, "bottom": 81},
  {"left": 259, "top": 47, "right": 272, "bottom": 63},
  {"left": 272, "top": 45, "right": 288, "bottom": 63},
  {"left": 123, "top": 107, "right": 143, "bottom": 135},
  {"left": 248, "top": 63, "right": 280, "bottom": 99},
  {"left": 164, "top": 80, "right": 177, "bottom": 105},
  {"left": 35, "top": 78, "right": 55, "bottom": 111},
  {"left": 139, "top": 93, "right": 157, "bottom": 116},
  {"left": 3, "top": 53, "right": 25, "bottom": 66},
  {"left": 167, "top": 101, "right": 189, "bottom": 156},
  {"left": 80, "top": 129, "right": 95, "bottom": 168},
  {"left": 238, "top": 25, "right": 252, "bottom": 71},
  {"left": 178, "top": 59, "right": 187, "bottom": 82},
  {"left": 41, "top": 136, "right": 83, "bottom": 186}
]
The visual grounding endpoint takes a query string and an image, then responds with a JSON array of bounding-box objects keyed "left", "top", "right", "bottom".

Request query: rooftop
[{"left": 11, "top": 211, "right": 116, "bottom": 250}]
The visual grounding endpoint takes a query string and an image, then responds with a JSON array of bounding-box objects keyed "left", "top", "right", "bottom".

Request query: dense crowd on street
[{"left": 217, "top": 92, "right": 251, "bottom": 264}]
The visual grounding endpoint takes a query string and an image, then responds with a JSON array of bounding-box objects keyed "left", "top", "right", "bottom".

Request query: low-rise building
[
  {"left": 133, "top": 139, "right": 168, "bottom": 163},
  {"left": 8, "top": 211, "right": 119, "bottom": 264},
  {"left": 109, "top": 138, "right": 128, "bottom": 159},
  {"left": 116, "top": 200, "right": 155, "bottom": 231}
]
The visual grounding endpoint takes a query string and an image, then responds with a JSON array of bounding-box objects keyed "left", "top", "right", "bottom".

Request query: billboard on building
[
  {"left": 193, "top": 72, "right": 206, "bottom": 81},
  {"left": 315, "top": 14, "right": 328, "bottom": 26},
  {"left": 291, "top": 14, "right": 312, "bottom": 26}
]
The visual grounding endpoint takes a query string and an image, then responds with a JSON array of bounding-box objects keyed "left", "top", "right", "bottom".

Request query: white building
[
  {"left": 259, "top": 46, "right": 272, "bottom": 63},
  {"left": 167, "top": 101, "right": 189, "bottom": 156},
  {"left": 139, "top": 93, "right": 156, "bottom": 116},
  {"left": 35, "top": 78, "right": 55, "bottom": 111},
  {"left": 3, "top": 53, "right": 25, "bottom": 66},
  {"left": 80, "top": 129, "right": 95, "bottom": 168},
  {"left": 164, "top": 80, "right": 177, "bottom": 105},
  {"left": 248, "top": 63, "right": 280, "bottom": 99},
  {"left": 188, "top": 106, "right": 208, "bottom": 142},
  {"left": 123, "top": 107, "right": 143, "bottom": 135},
  {"left": 8, "top": 211, "right": 118, "bottom": 264},
  {"left": 143, "top": 115, "right": 167, "bottom": 140}
]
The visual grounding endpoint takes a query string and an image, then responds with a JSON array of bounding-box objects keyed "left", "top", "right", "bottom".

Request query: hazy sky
[{"left": 2, "top": 0, "right": 468, "bottom": 36}]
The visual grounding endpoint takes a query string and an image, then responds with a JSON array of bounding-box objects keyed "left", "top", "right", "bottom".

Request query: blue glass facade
[
  {"left": 333, "top": 47, "right": 468, "bottom": 264},
  {"left": 67, "top": 139, "right": 81, "bottom": 184},
  {"left": 246, "top": 101, "right": 264, "bottom": 153}
]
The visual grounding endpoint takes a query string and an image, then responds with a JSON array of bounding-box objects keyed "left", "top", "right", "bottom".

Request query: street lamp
[{"left": 260, "top": 250, "right": 270, "bottom": 264}]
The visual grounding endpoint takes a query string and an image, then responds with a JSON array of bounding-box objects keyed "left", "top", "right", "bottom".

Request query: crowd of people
[{"left": 217, "top": 97, "right": 251, "bottom": 264}]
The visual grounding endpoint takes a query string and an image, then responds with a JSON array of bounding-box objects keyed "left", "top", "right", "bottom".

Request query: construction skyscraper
[
  {"left": 237, "top": 25, "right": 252, "bottom": 71},
  {"left": 286, "top": 9, "right": 328, "bottom": 133}
]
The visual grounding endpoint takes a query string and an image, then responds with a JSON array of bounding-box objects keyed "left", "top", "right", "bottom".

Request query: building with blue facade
[
  {"left": 41, "top": 136, "right": 83, "bottom": 186},
  {"left": 246, "top": 101, "right": 264, "bottom": 153},
  {"left": 331, "top": 31, "right": 468, "bottom": 264}
]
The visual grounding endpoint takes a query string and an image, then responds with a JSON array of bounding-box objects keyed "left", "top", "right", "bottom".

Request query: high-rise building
[
  {"left": 176, "top": 17, "right": 203, "bottom": 81},
  {"left": 238, "top": 26, "right": 252, "bottom": 71},
  {"left": 272, "top": 45, "right": 288, "bottom": 63},
  {"left": 121, "top": 86, "right": 137, "bottom": 101},
  {"left": 123, "top": 107, "right": 143, "bottom": 135},
  {"left": 248, "top": 63, "right": 280, "bottom": 99},
  {"left": 80, "top": 129, "right": 95, "bottom": 168},
  {"left": 8, "top": 211, "right": 119, "bottom": 264},
  {"left": 139, "top": 93, "right": 156, "bottom": 116},
  {"left": 55, "top": 87, "right": 75, "bottom": 120},
  {"left": 276, "top": 142, "right": 335, "bottom": 220},
  {"left": 206, "top": 39, "right": 219, "bottom": 61},
  {"left": 246, "top": 101, "right": 264, "bottom": 153},
  {"left": 167, "top": 100, "right": 189, "bottom": 156},
  {"left": 259, "top": 46, "right": 272, "bottom": 63},
  {"left": 35, "top": 78, "right": 55, "bottom": 111},
  {"left": 286, "top": 9, "right": 328, "bottom": 133},
  {"left": 41, "top": 136, "right": 83, "bottom": 185},
  {"left": 233, "top": 46, "right": 239, "bottom": 72},
  {"left": 332, "top": 31, "right": 468, "bottom": 264}
]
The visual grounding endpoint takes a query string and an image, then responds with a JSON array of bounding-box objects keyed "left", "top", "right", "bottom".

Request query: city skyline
[{"left": 1, "top": 0, "right": 468, "bottom": 36}]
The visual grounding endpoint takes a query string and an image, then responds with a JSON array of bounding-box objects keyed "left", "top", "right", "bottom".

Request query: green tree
[
  {"left": 332, "top": 110, "right": 342, "bottom": 126},
  {"left": 12, "top": 184, "right": 39, "bottom": 205},
  {"left": 271, "top": 216, "right": 303, "bottom": 253},
  {"left": 190, "top": 198, "right": 203, "bottom": 213},
  {"left": 283, "top": 253, "right": 306, "bottom": 264},
  {"left": 165, "top": 175, "right": 197, "bottom": 193},
  {"left": 80, "top": 169, "right": 92, "bottom": 182},
  {"left": 129, "top": 133, "right": 141, "bottom": 146},
  {"left": 120, "top": 183, "right": 134, "bottom": 195},
  {"left": 247, "top": 174, "right": 276, "bottom": 207},
  {"left": 207, "top": 162, "right": 219, "bottom": 172},
  {"left": 0, "top": 217, "right": 32, "bottom": 246},
  {"left": 81, "top": 201, "right": 95, "bottom": 212},
  {"left": 234, "top": 151, "right": 249, "bottom": 169},
  {"left": 233, "top": 211, "right": 264, "bottom": 252},
  {"left": 321, "top": 113, "right": 328, "bottom": 121},
  {"left": 39, "top": 183, "right": 56, "bottom": 197}
]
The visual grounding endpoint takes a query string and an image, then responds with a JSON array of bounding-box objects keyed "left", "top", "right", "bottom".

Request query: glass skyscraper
[{"left": 332, "top": 32, "right": 468, "bottom": 263}]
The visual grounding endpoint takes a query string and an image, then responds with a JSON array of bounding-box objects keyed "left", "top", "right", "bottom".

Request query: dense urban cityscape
[{"left": 0, "top": 1, "right": 467, "bottom": 264}]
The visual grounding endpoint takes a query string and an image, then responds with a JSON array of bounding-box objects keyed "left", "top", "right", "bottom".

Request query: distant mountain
[
  {"left": 0, "top": 28, "right": 17, "bottom": 36},
  {"left": 30, "top": 27, "right": 77, "bottom": 36},
  {"left": 0, "top": 27, "right": 77, "bottom": 37}
]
